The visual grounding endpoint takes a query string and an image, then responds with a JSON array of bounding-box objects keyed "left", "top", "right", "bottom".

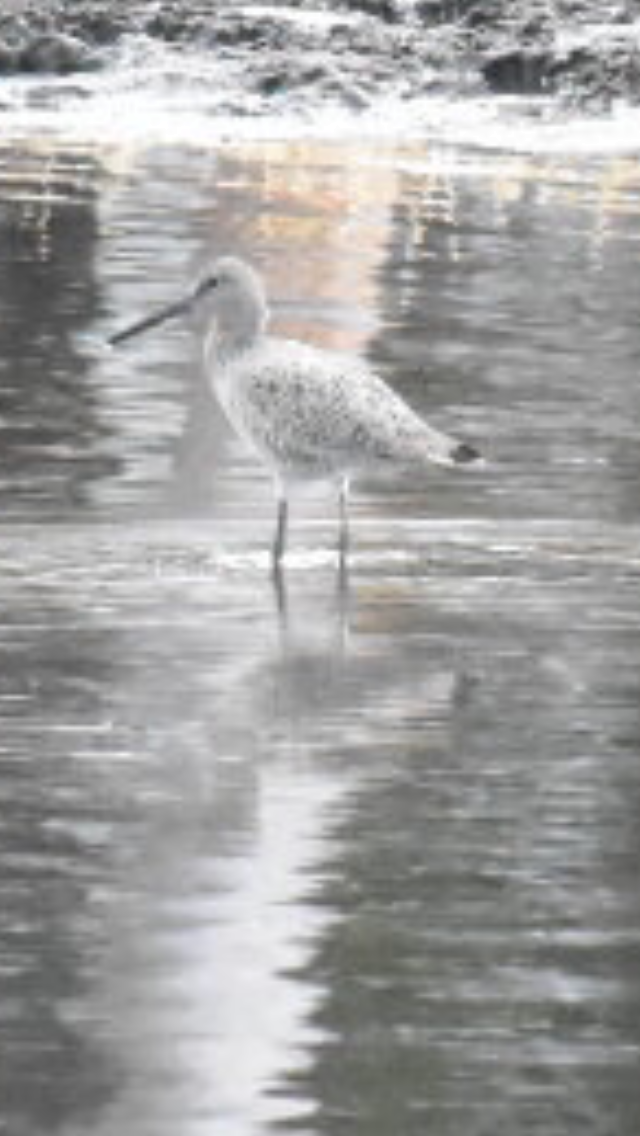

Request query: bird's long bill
[{"left": 108, "top": 296, "right": 192, "bottom": 347}]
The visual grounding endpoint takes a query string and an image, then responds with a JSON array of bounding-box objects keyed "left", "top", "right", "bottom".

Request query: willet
[{"left": 110, "top": 256, "right": 483, "bottom": 567}]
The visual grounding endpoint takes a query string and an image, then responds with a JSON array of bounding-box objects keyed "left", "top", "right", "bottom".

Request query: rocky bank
[{"left": 0, "top": 0, "right": 638, "bottom": 113}]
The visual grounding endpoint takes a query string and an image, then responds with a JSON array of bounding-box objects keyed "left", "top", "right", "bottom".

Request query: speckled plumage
[
  {"left": 213, "top": 336, "right": 469, "bottom": 483},
  {"left": 110, "top": 255, "right": 482, "bottom": 566}
]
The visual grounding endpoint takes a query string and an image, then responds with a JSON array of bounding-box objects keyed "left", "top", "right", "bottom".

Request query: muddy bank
[{"left": 0, "top": 0, "right": 638, "bottom": 112}]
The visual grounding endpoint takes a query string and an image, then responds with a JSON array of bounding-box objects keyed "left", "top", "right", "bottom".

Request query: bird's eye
[{"left": 195, "top": 274, "right": 219, "bottom": 298}]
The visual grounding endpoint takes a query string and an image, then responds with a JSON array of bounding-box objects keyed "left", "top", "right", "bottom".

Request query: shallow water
[{"left": 1, "top": 136, "right": 640, "bottom": 1136}]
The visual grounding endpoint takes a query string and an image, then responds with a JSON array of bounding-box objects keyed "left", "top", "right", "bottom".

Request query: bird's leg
[
  {"left": 271, "top": 490, "right": 289, "bottom": 619},
  {"left": 338, "top": 478, "right": 350, "bottom": 574},
  {"left": 269, "top": 486, "right": 288, "bottom": 617},
  {"left": 272, "top": 555, "right": 288, "bottom": 622},
  {"left": 272, "top": 487, "right": 288, "bottom": 569},
  {"left": 334, "top": 479, "right": 352, "bottom": 646}
]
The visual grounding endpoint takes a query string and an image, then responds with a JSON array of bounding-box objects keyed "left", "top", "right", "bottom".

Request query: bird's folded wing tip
[{"left": 452, "top": 442, "right": 488, "bottom": 469}]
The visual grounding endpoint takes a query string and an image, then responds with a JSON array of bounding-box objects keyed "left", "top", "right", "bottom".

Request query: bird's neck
[
  {"left": 205, "top": 298, "right": 267, "bottom": 366},
  {"left": 204, "top": 321, "right": 261, "bottom": 372}
]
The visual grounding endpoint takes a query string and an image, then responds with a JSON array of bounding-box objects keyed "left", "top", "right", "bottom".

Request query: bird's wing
[{"left": 234, "top": 340, "right": 463, "bottom": 470}]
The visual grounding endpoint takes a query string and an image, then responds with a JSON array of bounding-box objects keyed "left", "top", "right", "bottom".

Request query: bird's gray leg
[
  {"left": 272, "top": 554, "right": 288, "bottom": 622},
  {"left": 335, "top": 478, "right": 352, "bottom": 641},
  {"left": 271, "top": 484, "right": 289, "bottom": 620},
  {"left": 272, "top": 485, "right": 288, "bottom": 569},
  {"left": 338, "top": 478, "right": 350, "bottom": 567}
]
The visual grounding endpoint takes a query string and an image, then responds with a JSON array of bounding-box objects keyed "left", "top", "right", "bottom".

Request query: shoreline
[{"left": 0, "top": 1, "right": 638, "bottom": 118}]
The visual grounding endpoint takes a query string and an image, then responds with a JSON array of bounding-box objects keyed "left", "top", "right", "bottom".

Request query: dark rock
[
  {"left": 143, "top": 11, "right": 196, "bottom": 43},
  {"left": 255, "top": 59, "right": 328, "bottom": 98},
  {"left": 0, "top": 41, "right": 19, "bottom": 73},
  {"left": 549, "top": 39, "right": 640, "bottom": 106},
  {"left": 417, "top": 0, "right": 480, "bottom": 25},
  {"left": 482, "top": 48, "right": 552, "bottom": 95},
  {"left": 253, "top": 53, "right": 370, "bottom": 109},
  {"left": 75, "top": 14, "right": 126, "bottom": 47},
  {"left": 339, "top": 0, "right": 403, "bottom": 21},
  {"left": 20, "top": 32, "right": 95, "bottom": 75},
  {"left": 210, "top": 13, "right": 289, "bottom": 51}
]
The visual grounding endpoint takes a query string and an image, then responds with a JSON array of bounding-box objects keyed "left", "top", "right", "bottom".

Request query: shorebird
[{"left": 110, "top": 256, "right": 482, "bottom": 567}]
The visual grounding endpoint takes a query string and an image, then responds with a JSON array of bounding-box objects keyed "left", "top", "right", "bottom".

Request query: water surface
[{"left": 0, "top": 136, "right": 639, "bottom": 1136}]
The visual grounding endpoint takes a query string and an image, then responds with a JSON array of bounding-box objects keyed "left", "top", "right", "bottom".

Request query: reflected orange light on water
[
  {"left": 209, "top": 141, "right": 406, "bottom": 353},
  {"left": 203, "top": 140, "right": 640, "bottom": 354}
]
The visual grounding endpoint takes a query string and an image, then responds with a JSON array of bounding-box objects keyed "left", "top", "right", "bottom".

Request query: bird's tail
[
  {"left": 448, "top": 439, "right": 485, "bottom": 467},
  {"left": 416, "top": 424, "right": 485, "bottom": 470}
]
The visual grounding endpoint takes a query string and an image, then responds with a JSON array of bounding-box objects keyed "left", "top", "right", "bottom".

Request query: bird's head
[{"left": 109, "top": 256, "right": 268, "bottom": 348}]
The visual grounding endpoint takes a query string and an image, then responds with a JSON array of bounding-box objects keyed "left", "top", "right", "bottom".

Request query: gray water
[{"left": 1, "top": 136, "right": 640, "bottom": 1136}]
